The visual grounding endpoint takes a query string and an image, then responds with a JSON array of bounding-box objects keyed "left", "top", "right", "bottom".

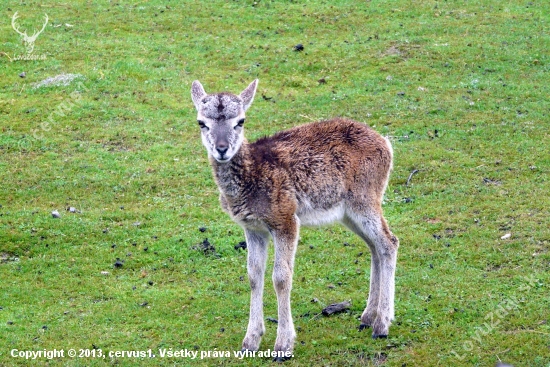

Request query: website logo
[{"left": 8, "top": 12, "right": 48, "bottom": 61}]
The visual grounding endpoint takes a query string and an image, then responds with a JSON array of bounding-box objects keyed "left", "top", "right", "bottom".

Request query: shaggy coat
[{"left": 191, "top": 80, "right": 399, "bottom": 360}]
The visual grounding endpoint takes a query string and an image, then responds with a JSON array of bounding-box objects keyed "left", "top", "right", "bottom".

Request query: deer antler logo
[{"left": 11, "top": 12, "right": 49, "bottom": 54}]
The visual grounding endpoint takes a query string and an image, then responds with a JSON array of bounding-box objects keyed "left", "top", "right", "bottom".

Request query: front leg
[
  {"left": 271, "top": 215, "right": 299, "bottom": 360},
  {"left": 242, "top": 229, "right": 269, "bottom": 351}
]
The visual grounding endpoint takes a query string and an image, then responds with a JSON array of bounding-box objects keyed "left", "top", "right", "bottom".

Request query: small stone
[
  {"left": 234, "top": 241, "right": 247, "bottom": 250},
  {"left": 501, "top": 233, "right": 511, "bottom": 240},
  {"left": 322, "top": 300, "right": 351, "bottom": 316},
  {"left": 198, "top": 238, "right": 216, "bottom": 255},
  {"left": 293, "top": 43, "right": 304, "bottom": 51},
  {"left": 19, "top": 72, "right": 26, "bottom": 78},
  {"left": 67, "top": 207, "right": 80, "bottom": 213},
  {"left": 51, "top": 210, "right": 61, "bottom": 218}
]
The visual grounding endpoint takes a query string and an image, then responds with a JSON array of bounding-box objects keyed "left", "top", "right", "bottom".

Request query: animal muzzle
[{"left": 215, "top": 140, "right": 229, "bottom": 160}]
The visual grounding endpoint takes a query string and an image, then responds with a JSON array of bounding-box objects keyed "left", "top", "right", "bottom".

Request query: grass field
[{"left": 1, "top": 0, "right": 549, "bottom": 366}]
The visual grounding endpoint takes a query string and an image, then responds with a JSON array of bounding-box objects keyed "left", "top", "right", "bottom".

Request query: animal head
[{"left": 191, "top": 80, "right": 258, "bottom": 163}]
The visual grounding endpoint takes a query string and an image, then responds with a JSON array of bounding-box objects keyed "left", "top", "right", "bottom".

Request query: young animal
[{"left": 191, "top": 80, "right": 399, "bottom": 361}]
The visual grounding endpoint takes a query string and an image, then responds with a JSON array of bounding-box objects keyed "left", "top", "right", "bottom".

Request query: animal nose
[{"left": 216, "top": 143, "right": 228, "bottom": 156}]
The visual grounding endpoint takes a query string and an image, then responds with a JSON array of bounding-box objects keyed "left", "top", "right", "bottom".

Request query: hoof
[
  {"left": 358, "top": 324, "right": 370, "bottom": 331},
  {"left": 372, "top": 333, "right": 388, "bottom": 339}
]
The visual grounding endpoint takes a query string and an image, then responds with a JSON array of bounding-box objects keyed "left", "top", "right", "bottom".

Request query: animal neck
[{"left": 211, "top": 140, "right": 250, "bottom": 198}]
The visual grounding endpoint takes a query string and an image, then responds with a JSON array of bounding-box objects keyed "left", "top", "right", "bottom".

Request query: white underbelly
[{"left": 296, "top": 202, "right": 345, "bottom": 226}]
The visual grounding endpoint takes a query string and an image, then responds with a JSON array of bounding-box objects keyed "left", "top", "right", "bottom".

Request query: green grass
[{"left": 1, "top": 0, "right": 549, "bottom": 366}]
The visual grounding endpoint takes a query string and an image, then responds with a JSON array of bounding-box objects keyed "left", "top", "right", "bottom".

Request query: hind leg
[
  {"left": 344, "top": 210, "right": 399, "bottom": 338},
  {"left": 362, "top": 249, "right": 381, "bottom": 329},
  {"left": 344, "top": 213, "right": 381, "bottom": 328}
]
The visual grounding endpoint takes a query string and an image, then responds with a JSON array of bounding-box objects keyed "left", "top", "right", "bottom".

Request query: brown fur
[
  {"left": 212, "top": 118, "right": 392, "bottom": 228},
  {"left": 191, "top": 80, "right": 399, "bottom": 359}
]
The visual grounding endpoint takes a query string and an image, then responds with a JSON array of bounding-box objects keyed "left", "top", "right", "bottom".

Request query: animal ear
[
  {"left": 239, "top": 79, "right": 258, "bottom": 111},
  {"left": 191, "top": 80, "right": 207, "bottom": 110}
]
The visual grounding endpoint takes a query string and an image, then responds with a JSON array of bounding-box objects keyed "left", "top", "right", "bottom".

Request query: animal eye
[
  {"left": 197, "top": 120, "right": 209, "bottom": 130},
  {"left": 235, "top": 118, "right": 245, "bottom": 129}
]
